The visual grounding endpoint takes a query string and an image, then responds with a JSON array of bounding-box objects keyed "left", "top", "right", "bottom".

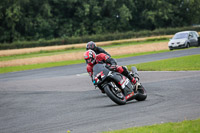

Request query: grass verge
[
  {"left": 1, "top": 51, "right": 199, "bottom": 74},
  {"left": 0, "top": 50, "right": 171, "bottom": 74},
  {"left": 103, "top": 118, "right": 200, "bottom": 133},
  {"left": 0, "top": 48, "right": 85, "bottom": 61},
  {"left": 104, "top": 39, "right": 168, "bottom": 48},
  {"left": 0, "top": 39, "right": 169, "bottom": 61},
  {"left": 127, "top": 54, "right": 200, "bottom": 71},
  {"left": 0, "top": 59, "right": 85, "bottom": 74},
  {"left": 113, "top": 50, "right": 169, "bottom": 59}
]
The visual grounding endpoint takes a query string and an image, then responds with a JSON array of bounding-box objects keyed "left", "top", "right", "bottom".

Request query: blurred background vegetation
[{"left": 0, "top": 0, "right": 200, "bottom": 49}]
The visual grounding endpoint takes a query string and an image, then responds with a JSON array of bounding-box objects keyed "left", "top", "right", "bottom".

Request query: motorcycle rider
[
  {"left": 84, "top": 50, "right": 137, "bottom": 93},
  {"left": 86, "top": 41, "right": 111, "bottom": 57}
]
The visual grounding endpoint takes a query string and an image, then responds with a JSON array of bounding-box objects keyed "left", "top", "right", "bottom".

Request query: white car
[{"left": 168, "top": 31, "right": 199, "bottom": 50}]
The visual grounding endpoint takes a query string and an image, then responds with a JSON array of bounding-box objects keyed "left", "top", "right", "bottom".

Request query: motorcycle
[{"left": 93, "top": 64, "right": 147, "bottom": 105}]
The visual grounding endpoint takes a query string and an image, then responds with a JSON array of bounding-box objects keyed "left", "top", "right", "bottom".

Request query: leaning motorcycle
[{"left": 93, "top": 64, "right": 147, "bottom": 105}]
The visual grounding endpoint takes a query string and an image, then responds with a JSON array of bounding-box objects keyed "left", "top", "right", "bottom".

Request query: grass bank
[
  {"left": 103, "top": 118, "right": 200, "bottom": 133},
  {"left": 127, "top": 54, "right": 200, "bottom": 71},
  {"left": 1, "top": 51, "right": 199, "bottom": 74},
  {"left": 0, "top": 50, "right": 169, "bottom": 74},
  {"left": 0, "top": 39, "right": 169, "bottom": 61},
  {"left": 0, "top": 59, "right": 85, "bottom": 74}
]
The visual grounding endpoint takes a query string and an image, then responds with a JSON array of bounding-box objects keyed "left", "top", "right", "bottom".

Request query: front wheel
[
  {"left": 135, "top": 85, "right": 147, "bottom": 101},
  {"left": 104, "top": 85, "right": 126, "bottom": 105},
  {"left": 186, "top": 42, "right": 190, "bottom": 48}
]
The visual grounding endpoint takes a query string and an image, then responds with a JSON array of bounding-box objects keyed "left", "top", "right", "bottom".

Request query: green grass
[
  {"left": 1, "top": 51, "right": 199, "bottom": 74},
  {"left": 0, "top": 38, "right": 169, "bottom": 61},
  {"left": 103, "top": 118, "right": 200, "bottom": 133},
  {"left": 113, "top": 50, "right": 169, "bottom": 59},
  {"left": 105, "top": 39, "right": 168, "bottom": 48},
  {"left": 127, "top": 54, "right": 200, "bottom": 71},
  {"left": 0, "top": 59, "right": 85, "bottom": 74},
  {"left": 0, "top": 48, "right": 85, "bottom": 61},
  {"left": 0, "top": 50, "right": 171, "bottom": 74}
]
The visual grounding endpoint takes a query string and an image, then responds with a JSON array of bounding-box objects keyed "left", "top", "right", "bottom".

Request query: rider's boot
[
  {"left": 127, "top": 73, "right": 137, "bottom": 84},
  {"left": 121, "top": 66, "right": 137, "bottom": 85}
]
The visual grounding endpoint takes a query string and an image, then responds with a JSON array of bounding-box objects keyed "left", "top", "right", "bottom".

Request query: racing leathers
[
  {"left": 86, "top": 53, "right": 137, "bottom": 91},
  {"left": 93, "top": 47, "right": 111, "bottom": 57}
]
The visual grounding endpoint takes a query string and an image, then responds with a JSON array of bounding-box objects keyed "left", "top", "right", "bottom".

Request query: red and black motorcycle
[{"left": 93, "top": 64, "right": 147, "bottom": 105}]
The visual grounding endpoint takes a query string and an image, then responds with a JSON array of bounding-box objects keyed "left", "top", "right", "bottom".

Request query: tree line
[{"left": 0, "top": 0, "right": 200, "bottom": 43}]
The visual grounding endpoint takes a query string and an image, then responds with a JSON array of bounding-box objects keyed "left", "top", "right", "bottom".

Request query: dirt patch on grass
[
  {"left": 107, "top": 42, "right": 168, "bottom": 55},
  {"left": 0, "top": 35, "right": 172, "bottom": 57},
  {"left": 0, "top": 42, "right": 168, "bottom": 67}
]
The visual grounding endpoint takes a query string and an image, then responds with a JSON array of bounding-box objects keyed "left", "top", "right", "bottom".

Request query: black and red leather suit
[{"left": 86, "top": 53, "right": 136, "bottom": 84}]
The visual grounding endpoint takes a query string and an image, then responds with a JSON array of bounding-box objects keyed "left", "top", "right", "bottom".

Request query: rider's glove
[
  {"left": 110, "top": 65, "right": 117, "bottom": 71},
  {"left": 106, "top": 64, "right": 117, "bottom": 71}
]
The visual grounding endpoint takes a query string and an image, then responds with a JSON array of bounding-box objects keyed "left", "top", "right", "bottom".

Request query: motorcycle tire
[
  {"left": 135, "top": 85, "right": 147, "bottom": 101},
  {"left": 104, "top": 85, "right": 126, "bottom": 105}
]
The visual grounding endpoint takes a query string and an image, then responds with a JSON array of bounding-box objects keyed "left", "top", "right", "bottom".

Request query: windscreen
[
  {"left": 93, "top": 64, "right": 109, "bottom": 77},
  {"left": 173, "top": 33, "right": 188, "bottom": 39}
]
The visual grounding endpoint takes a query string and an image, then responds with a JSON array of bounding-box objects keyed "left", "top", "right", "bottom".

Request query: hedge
[{"left": 0, "top": 26, "right": 200, "bottom": 50}]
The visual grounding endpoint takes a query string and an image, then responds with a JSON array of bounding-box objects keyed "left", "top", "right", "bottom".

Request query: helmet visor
[{"left": 86, "top": 47, "right": 94, "bottom": 50}]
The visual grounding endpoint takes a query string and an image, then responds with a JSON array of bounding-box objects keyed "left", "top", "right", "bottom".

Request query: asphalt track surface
[{"left": 0, "top": 48, "right": 200, "bottom": 133}]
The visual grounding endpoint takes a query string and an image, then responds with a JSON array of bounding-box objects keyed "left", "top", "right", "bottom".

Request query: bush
[{"left": 1, "top": 26, "right": 200, "bottom": 50}]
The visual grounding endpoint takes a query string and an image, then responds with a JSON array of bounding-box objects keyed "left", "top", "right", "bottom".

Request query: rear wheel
[
  {"left": 104, "top": 84, "right": 126, "bottom": 105},
  {"left": 135, "top": 85, "right": 147, "bottom": 101}
]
